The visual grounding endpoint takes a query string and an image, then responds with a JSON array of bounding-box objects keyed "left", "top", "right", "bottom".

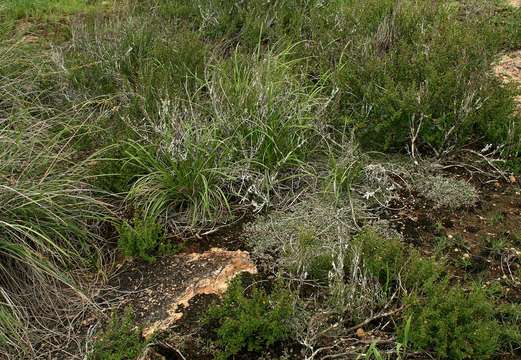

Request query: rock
[
  {"left": 142, "top": 248, "right": 257, "bottom": 338},
  {"left": 112, "top": 248, "right": 257, "bottom": 339}
]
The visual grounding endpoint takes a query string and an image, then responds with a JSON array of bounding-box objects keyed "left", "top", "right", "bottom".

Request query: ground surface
[
  {"left": 124, "top": 181, "right": 521, "bottom": 359},
  {"left": 495, "top": 50, "right": 521, "bottom": 111}
]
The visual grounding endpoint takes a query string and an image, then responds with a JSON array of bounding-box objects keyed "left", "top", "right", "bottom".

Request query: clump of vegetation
[
  {"left": 89, "top": 309, "right": 148, "bottom": 360},
  {"left": 323, "top": 140, "right": 365, "bottom": 201},
  {"left": 354, "top": 229, "right": 517, "bottom": 360},
  {"left": 403, "top": 284, "right": 499, "bottom": 360},
  {"left": 117, "top": 215, "right": 164, "bottom": 262},
  {"left": 205, "top": 278, "right": 295, "bottom": 360},
  {"left": 496, "top": 303, "right": 521, "bottom": 353},
  {"left": 246, "top": 198, "right": 359, "bottom": 281},
  {"left": 416, "top": 175, "right": 479, "bottom": 209},
  {"left": 0, "top": 35, "right": 111, "bottom": 356},
  {"left": 246, "top": 203, "right": 515, "bottom": 359},
  {"left": 3, "top": 0, "right": 100, "bottom": 19}
]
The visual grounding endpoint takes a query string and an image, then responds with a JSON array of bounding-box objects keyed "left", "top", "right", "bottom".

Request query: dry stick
[
  {"left": 463, "top": 149, "right": 509, "bottom": 181},
  {"left": 344, "top": 306, "right": 404, "bottom": 334},
  {"left": 320, "top": 338, "right": 397, "bottom": 360},
  {"left": 409, "top": 113, "right": 423, "bottom": 162}
]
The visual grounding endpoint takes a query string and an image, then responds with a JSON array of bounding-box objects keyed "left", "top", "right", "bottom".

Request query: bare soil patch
[
  {"left": 494, "top": 50, "right": 521, "bottom": 109},
  {"left": 392, "top": 181, "right": 521, "bottom": 300},
  {"left": 495, "top": 50, "right": 521, "bottom": 85}
]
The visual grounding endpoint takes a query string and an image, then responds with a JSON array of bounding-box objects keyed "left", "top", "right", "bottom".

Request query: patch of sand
[
  {"left": 495, "top": 50, "right": 521, "bottom": 84},
  {"left": 494, "top": 50, "right": 521, "bottom": 110}
]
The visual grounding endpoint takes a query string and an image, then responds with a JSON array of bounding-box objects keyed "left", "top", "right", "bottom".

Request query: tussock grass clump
[
  {"left": 114, "top": 49, "right": 328, "bottom": 232},
  {"left": 0, "top": 41, "right": 111, "bottom": 356}
]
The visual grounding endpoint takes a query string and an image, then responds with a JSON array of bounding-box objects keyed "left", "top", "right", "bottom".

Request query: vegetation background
[{"left": 0, "top": 0, "right": 520, "bottom": 359}]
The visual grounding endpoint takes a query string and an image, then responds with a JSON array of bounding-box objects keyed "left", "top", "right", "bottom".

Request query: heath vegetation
[{"left": 1, "top": 0, "right": 521, "bottom": 359}]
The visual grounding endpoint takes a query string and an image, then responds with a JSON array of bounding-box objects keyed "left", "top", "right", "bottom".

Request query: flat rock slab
[{"left": 113, "top": 248, "right": 257, "bottom": 339}]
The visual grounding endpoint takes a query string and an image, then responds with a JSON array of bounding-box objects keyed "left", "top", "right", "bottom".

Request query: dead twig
[{"left": 345, "top": 306, "right": 404, "bottom": 334}]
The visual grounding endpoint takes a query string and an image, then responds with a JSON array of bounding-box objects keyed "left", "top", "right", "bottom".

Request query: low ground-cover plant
[
  {"left": 205, "top": 277, "right": 296, "bottom": 360},
  {"left": 117, "top": 215, "right": 164, "bottom": 262},
  {"left": 88, "top": 308, "right": 148, "bottom": 360},
  {"left": 415, "top": 175, "right": 479, "bottom": 209},
  {"left": 246, "top": 198, "right": 359, "bottom": 280},
  {"left": 402, "top": 283, "right": 500, "bottom": 360}
]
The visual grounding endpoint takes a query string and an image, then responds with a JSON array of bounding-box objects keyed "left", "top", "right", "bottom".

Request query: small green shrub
[
  {"left": 89, "top": 308, "right": 147, "bottom": 360},
  {"left": 307, "top": 253, "right": 334, "bottom": 285},
  {"left": 496, "top": 303, "right": 521, "bottom": 353},
  {"left": 353, "top": 229, "right": 406, "bottom": 292},
  {"left": 353, "top": 229, "right": 508, "bottom": 359},
  {"left": 205, "top": 278, "right": 295, "bottom": 359},
  {"left": 353, "top": 227, "right": 447, "bottom": 289},
  {"left": 290, "top": 227, "right": 334, "bottom": 284},
  {"left": 402, "top": 283, "right": 499, "bottom": 360},
  {"left": 403, "top": 250, "right": 444, "bottom": 289},
  {"left": 117, "top": 216, "right": 164, "bottom": 262}
]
